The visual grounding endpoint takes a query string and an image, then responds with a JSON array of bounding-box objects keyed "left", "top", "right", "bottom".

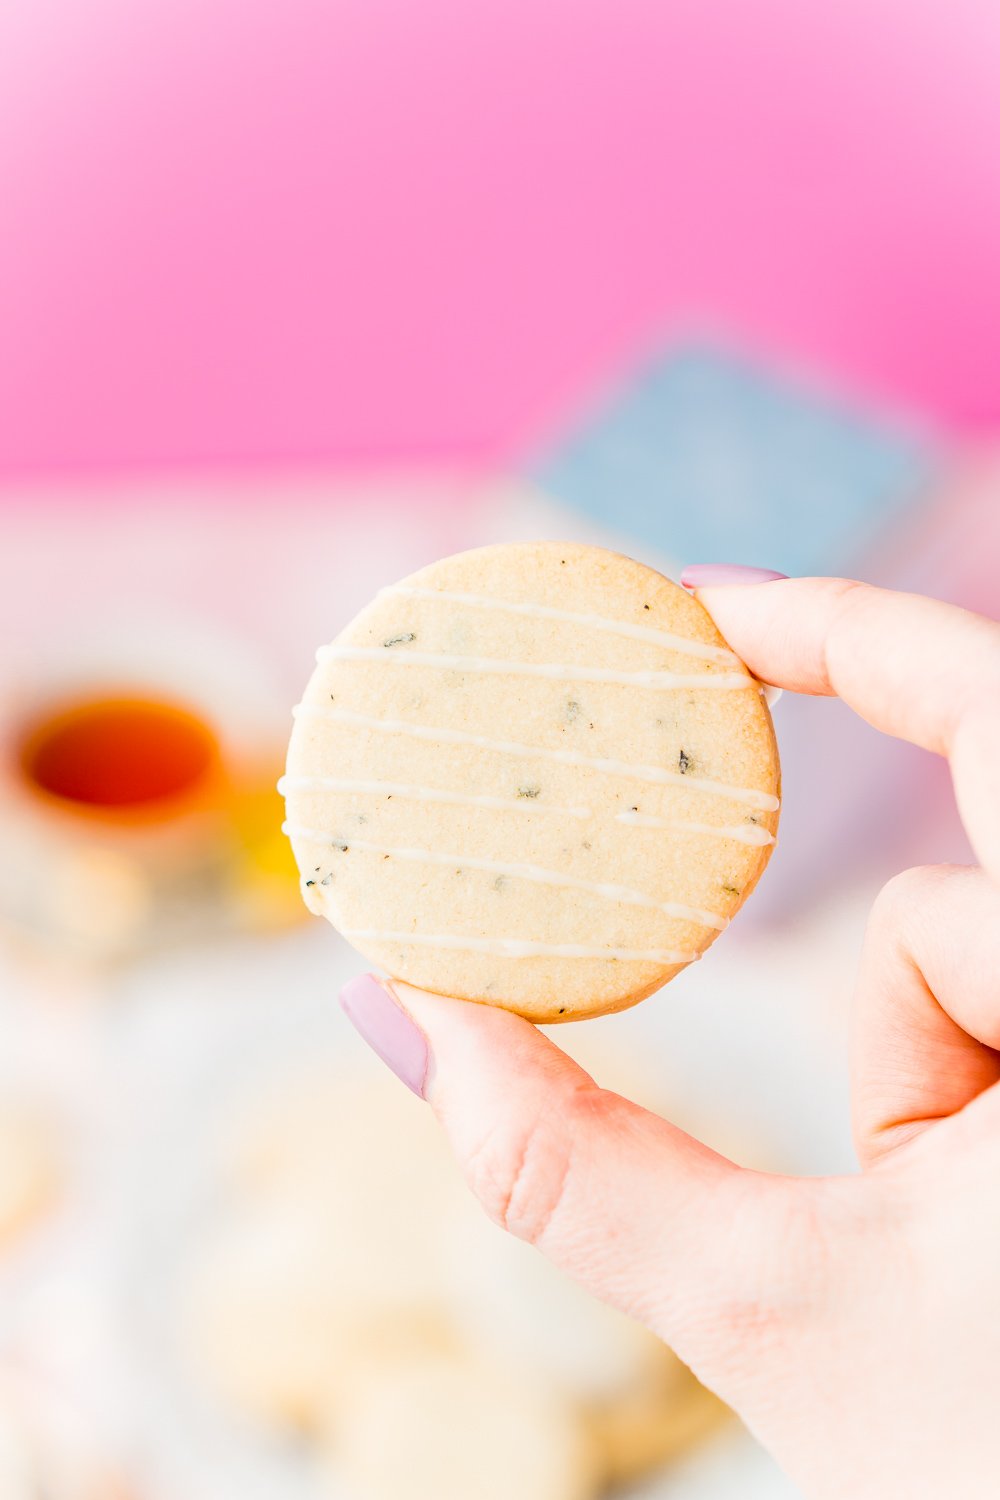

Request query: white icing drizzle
[
  {"left": 316, "top": 644, "right": 751, "bottom": 692},
  {"left": 384, "top": 585, "right": 740, "bottom": 665},
  {"left": 340, "top": 929, "right": 699, "bottom": 964},
  {"left": 616, "top": 810, "right": 775, "bottom": 846},
  {"left": 282, "top": 822, "right": 728, "bottom": 930},
  {"left": 292, "top": 704, "right": 781, "bottom": 812},
  {"left": 277, "top": 775, "right": 591, "bottom": 819}
]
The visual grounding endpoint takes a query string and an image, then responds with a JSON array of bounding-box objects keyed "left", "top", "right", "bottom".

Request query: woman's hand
[{"left": 339, "top": 574, "right": 1000, "bottom": 1500}]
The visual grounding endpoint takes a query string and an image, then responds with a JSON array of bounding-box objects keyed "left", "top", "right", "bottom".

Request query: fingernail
[
  {"left": 339, "top": 974, "right": 430, "bottom": 1098},
  {"left": 680, "top": 564, "right": 788, "bottom": 590}
]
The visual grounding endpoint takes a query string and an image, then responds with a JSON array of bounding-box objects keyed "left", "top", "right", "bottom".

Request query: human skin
[{"left": 339, "top": 573, "right": 1000, "bottom": 1499}]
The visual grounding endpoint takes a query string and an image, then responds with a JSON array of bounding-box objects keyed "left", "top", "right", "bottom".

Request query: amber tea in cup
[
  {"left": 1, "top": 684, "right": 300, "bottom": 964},
  {"left": 17, "top": 695, "right": 221, "bottom": 818}
]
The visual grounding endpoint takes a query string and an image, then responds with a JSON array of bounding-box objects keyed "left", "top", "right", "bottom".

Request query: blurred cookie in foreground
[
  {"left": 323, "top": 1351, "right": 599, "bottom": 1500},
  {"left": 0, "top": 1104, "right": 59, "bottom": 1251},
  {"left": 283, "top": 541, "right": 780, "bottom": 1021},
  {"left": 441, "top": 1207, "right": 727, "bottom": 1489},
  {"left": 183, "top": 1075, "right": 465, "bottom": 1431},
  {"left": 185, "top": 1195, "right": 458, "bottom": 1432},
  {"left": 182, "top": 1063, "right": 731, "bottom": 1493}
]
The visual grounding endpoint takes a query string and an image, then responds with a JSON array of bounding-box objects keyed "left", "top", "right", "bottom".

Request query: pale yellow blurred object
[
  {"left": 184, "top": 1062, "right": 732, "bottom": 1493},
  {"left": 185, "top": 1077, "right": 468, "bottom": 1429},
  {"left": 0, "top": 1107, "right": 58, "bottom": 1250},
  {"left": 592, "top": 1366, "right": 727, "bottom": 1487},
  {"left": 326, "top": 1350, "right": 599, "bottom": 1500},
  {"left": 186, "top": 1196, "right": 458, "bottom": 1430},
  {"left": 441, "top": 1207, "right": 726, "bottom": 1488}
]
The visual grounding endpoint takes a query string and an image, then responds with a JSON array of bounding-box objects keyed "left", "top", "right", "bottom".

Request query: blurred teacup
[{"left": 0, "top": 618, "right": 302, "bottom": 969}]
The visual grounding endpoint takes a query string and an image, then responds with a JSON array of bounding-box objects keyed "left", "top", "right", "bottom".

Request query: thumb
[{"left": 339, "top": 974, "right": 816, "bottom": 1372}]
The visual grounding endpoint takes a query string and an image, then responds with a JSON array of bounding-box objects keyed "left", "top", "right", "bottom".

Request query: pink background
[{"left": 2, "top": 0, "right": 999, "bottom": 481}]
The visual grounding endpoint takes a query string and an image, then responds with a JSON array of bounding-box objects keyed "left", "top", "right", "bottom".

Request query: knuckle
[
  {"left": 463, "top": 1085, "right": 591, "bottom": 1246},
  {"left": 867, "top": 865, "right": 942, "bottom": 935},
  {"left": 821, "top": 578, "right": 868, "bottom": 689}
]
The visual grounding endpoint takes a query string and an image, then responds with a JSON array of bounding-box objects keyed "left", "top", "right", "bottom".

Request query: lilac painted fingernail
[
  {"left": 680, "top": 564, "right": 788, "bottom": 590},
  {"left": 339, "top": 974, "right": 430, "bottom": 1098}
]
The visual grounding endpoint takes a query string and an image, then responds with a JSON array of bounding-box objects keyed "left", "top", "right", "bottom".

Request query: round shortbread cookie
[
  {"left": 183, "top": 1077, "right": 465, "bottom": 1431},
  {"left": 591, "top": 1365, "right": 728, "bottom": 1488},
  {"left": 441, "top": 1195, "right": 725, "bottom": 1485},
  {"left": 283, "top": 542, "right": 780, "bottom": 1021},
  {"left": 186, "top": 1063, "right": 727, "bottom": 1479},
  {"left": 183, "top": 1196, "right": 457, "bottom": 1430}
]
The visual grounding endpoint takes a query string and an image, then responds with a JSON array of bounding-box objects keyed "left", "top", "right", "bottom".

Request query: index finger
[{"left": 689, "top": 576, "right": 1000, "bottom": 879}]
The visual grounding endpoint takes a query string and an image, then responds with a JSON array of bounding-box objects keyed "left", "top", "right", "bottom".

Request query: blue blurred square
[{"left": 526, "top": 344, "right": 938, "bottom": 576}]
